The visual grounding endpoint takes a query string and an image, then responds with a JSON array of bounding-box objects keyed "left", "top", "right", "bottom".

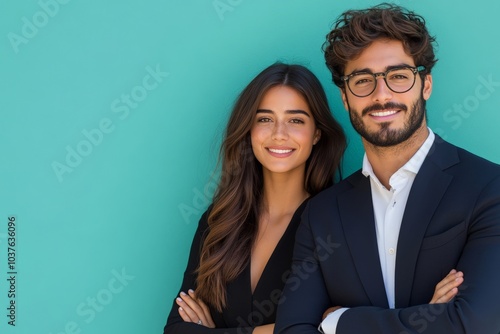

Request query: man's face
[{"left": 341, "top": 39, "right": 433, "bottom": 147}]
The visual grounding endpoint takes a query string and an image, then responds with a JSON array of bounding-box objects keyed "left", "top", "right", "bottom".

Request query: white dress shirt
[{"left": 319, "top": 129, "right": 435, "bottom": 334}]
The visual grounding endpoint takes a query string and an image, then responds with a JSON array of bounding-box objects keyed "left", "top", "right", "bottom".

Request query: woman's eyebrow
[{"left": 256, "top": 109, "right": 310, "bottom": 117}]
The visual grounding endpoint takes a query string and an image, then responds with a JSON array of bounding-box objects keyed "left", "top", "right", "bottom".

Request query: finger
[
  {"left": 188, "top": 289, "right": 211, "bottom": 320},
  {"left": 181, "top": 291, "right": 205, "bottom": 316},
  {"left": 434, "top": 270, "right": 457, "bottom": 290},
  {"left": 177, "top": 306, "right": 192, "bottom": 322},
  {"left": 179, "top": 291, "right": 206, "bottom": 324},
  {"left": 188, "top": 290, "right": 210, "bottom": 316},
  {"left": 435, "top": 287, "right": 458, "bottom": 303},
  {"left": 188, "top": 290, "right": 216, "bottom": 328},
  {"left": 439, "top": 274, "right": 464, "bottom": 294},
  {"left": 176, "top": 294, "right": 200, "bottom": 322},
  {"left": 432, "top": 276, "right": 464, "bottom": 303},
  {"left": 188, "top": 290, "right": 214, "bottom": 326},
  {"left": 434, "top": 280, "right": 461, "bottom": 302},
  {"left": 199, "top": 300, "right": 215, "bottom": 327},
  {"left": 435, "top": 270, "right": 464, "bottom": 291},
  {"left": 176, "top": 297, "right": 195, "bottom": 322}
]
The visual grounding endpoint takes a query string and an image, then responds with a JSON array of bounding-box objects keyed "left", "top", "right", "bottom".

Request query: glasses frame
[{"left": 341, "top": 65, "right": 426, "bottom": 97}]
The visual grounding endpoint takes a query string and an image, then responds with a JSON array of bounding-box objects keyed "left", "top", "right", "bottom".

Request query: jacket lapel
[
  {"left": 395, "top": 136, "right": 459, "bottom": 308},
  {"left": 338, "top": 172, "right": 389, "bottom": 308}
]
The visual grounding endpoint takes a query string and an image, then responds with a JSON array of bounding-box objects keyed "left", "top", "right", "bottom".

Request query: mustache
[{"left": 362, "top": 102, "right": 407, "bottom": 116}]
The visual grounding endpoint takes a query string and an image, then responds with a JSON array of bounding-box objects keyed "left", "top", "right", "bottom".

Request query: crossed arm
[
  {"left": 321, "top": 269, "right": 464, "bottom": 323},
  {"left": 175, "top": 290, "right": 274, "bottom": 334},
  {"left": 275, "top": 176, "right": 500, "bottom": 334},
  {"left": 175, "top": 271, "right": 462, "bottom": 334}
]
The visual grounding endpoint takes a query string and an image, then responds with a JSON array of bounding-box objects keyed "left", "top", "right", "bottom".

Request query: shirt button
[{"left": 388, "top": 248, "right": 395, "bottom": 255}]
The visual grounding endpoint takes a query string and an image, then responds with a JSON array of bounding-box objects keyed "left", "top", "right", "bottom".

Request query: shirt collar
[{"left": 362, "top": 128, "right": 435, "bottom": 178}]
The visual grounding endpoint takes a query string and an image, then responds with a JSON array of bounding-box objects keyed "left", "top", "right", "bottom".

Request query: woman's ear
[{"left": 313, "top": 129, "right": 321, "bottom": 145}]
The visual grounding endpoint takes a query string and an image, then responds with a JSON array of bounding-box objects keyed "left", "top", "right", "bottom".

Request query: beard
[{"left": 348, "top": 95, "right": 426, "bottom": 147}]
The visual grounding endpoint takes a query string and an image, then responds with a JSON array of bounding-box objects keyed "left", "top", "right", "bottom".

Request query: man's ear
[
  {"left": 423, "top": 74, "right": 433, "bottom": 100},
  {"left": 340, "top": 87, "right": 349, "bottom": 110}
]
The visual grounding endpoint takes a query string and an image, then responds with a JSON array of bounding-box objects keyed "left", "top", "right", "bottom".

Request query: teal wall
[{"left": 1, "top": 1, "right": 499, "bottom": 333}]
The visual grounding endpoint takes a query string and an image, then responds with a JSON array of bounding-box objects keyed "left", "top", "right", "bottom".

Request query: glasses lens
[
  {"left": 348, "top": 73, "right": 376, "bottom": 97},
  {"left": 385, "top": 68, "right": 415, "bottom": 93}
]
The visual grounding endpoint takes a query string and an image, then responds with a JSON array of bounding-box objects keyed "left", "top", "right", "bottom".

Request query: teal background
[{"left": 1, "top": 0, "right": 499, "bottom": 333}]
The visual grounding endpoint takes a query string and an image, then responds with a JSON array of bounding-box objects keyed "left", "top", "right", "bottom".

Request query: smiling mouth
[
  {"left": 267, "top": 148, "right": 293, "bottom": 154},
  {"left": 370, "top": 110, "right": 399, "bottom": 117}
]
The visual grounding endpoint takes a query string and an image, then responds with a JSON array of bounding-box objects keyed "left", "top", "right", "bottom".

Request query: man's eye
[
  {"left": 353, "top": 76, "right": 373, "bottom": 86},
  {"left": 390, "top": 74, "right": 410, "bottom": 80}
]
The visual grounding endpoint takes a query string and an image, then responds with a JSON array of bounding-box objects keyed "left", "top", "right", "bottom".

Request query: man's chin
[{"left": 361, "top": 129, "right": 410, "bottom": 147}]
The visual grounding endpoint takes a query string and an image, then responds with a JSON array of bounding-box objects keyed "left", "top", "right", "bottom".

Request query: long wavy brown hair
[
  {"left": 323, "top": 3, "right": 438, "bottom": 88},
  {"left": 196, "top": 63, "right": 346, "bottom": 311}
]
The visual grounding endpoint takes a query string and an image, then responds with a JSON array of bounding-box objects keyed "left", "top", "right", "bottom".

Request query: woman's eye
[
  {"left": 257, "top": 117, "right": 272, "bottom": 122},
  {"left": 290, "top": 119, "right": 305, "bottom": 124}
]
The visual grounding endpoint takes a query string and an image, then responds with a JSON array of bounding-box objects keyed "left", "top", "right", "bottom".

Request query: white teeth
[
  {"left": 268, "top": 148, "right": 293, "bottom": 154},
  {"left": 371, "top": 110, "right": 398, "bottom": 117}
]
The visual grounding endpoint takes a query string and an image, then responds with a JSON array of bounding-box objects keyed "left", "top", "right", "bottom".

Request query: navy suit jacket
[{"left": 275, "top": 136, "right": 500, "bottom": 333}]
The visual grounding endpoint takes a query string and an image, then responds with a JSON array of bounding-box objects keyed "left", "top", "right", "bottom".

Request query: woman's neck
[{"left": 261, "top": 167, "right": 308, "bottom": 218}]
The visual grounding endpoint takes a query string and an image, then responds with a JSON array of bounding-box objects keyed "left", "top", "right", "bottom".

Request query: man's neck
[{"left": 364, "top": 126, "right": 429, "bottom": 189}]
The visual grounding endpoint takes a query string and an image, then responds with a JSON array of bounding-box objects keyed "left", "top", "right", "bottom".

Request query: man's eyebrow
[
  {"left": 386, "top": 63, "right": 415, "bottom": 71},
  {"left": 256, "top": 109, "right": 311, "bottom": 117},
  {"left": 348, "top": 63, "right": 415, "bottom": 74}
]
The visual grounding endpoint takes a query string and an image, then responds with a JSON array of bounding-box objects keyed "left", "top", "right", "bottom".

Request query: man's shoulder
[
  {"left": 455, "top": 145, "right": 499, "bottom": 169},
  {"left": 433, "top": 137, "right": 500, "bottom": 176}
]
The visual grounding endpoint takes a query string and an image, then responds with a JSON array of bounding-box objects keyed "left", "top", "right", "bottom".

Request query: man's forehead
[{"left": 344, "top": 39, "right": 415, "bottom": 73}]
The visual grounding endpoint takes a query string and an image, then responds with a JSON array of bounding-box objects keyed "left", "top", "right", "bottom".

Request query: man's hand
[
  {"left": 322, "top": 306, "right": 343, "bottom": 320},
  {"left": 430, "top": 269, "right": 464, "bottom": 304}
]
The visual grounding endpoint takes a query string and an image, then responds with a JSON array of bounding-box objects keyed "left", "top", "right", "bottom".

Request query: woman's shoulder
[
  {"left": 288, "top": 198, "right": 310, "bottom": 226},
  {"left": 294, "top": 198, "right": 309, "bottom": 215},
  {"left": 195, "top": 204, "right": 213, "bottom": 234}
]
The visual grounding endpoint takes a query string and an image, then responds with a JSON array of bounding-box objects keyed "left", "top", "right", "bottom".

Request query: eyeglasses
[{"left": 341, "top": 66, "right": 426, "bottom": 97}]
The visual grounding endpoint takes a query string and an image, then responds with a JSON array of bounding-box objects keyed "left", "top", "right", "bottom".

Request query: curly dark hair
[{"left": 323, "top": 3, "right": 438, "bottom": 88}]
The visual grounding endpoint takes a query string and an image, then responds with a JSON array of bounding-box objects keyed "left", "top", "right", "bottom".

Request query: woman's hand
[
  {"left": 176, "top": 289, "right": 216, "bottom": 328},
  {"left": 429, "top": 269, "right": 464, "bottom": 304}
]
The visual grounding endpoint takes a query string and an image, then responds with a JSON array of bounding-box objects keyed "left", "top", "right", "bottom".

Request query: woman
[
  {"left": 164, "top": 63, "right": 346, "bottom": 333},
  {"left": 163, "top": 63, "right": 463, "bottom": 333}
]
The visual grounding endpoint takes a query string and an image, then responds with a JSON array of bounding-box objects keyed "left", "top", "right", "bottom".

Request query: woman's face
[{"left": 250, "top": 85, "right": 320, "bottom": 176}]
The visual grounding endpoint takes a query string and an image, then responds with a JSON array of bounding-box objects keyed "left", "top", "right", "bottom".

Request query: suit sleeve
[
  {"left": 163, "top": 210, "right": 253, "bottom": 334},
  {"left": 274, "top": 202, "right": 334, "bottom": 334}
]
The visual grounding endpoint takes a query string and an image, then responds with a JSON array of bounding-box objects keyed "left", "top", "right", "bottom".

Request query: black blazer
[
  {"left": 164, "top": 200, "right": 308, "bottom": 333},
  {"left": 275, "top": 136, "right": 500, "bottom": 333}
]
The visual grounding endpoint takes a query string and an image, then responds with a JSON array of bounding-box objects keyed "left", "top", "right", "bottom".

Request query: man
[{"left": 275, "top": 4, "right": 500, "bottom": 334}]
